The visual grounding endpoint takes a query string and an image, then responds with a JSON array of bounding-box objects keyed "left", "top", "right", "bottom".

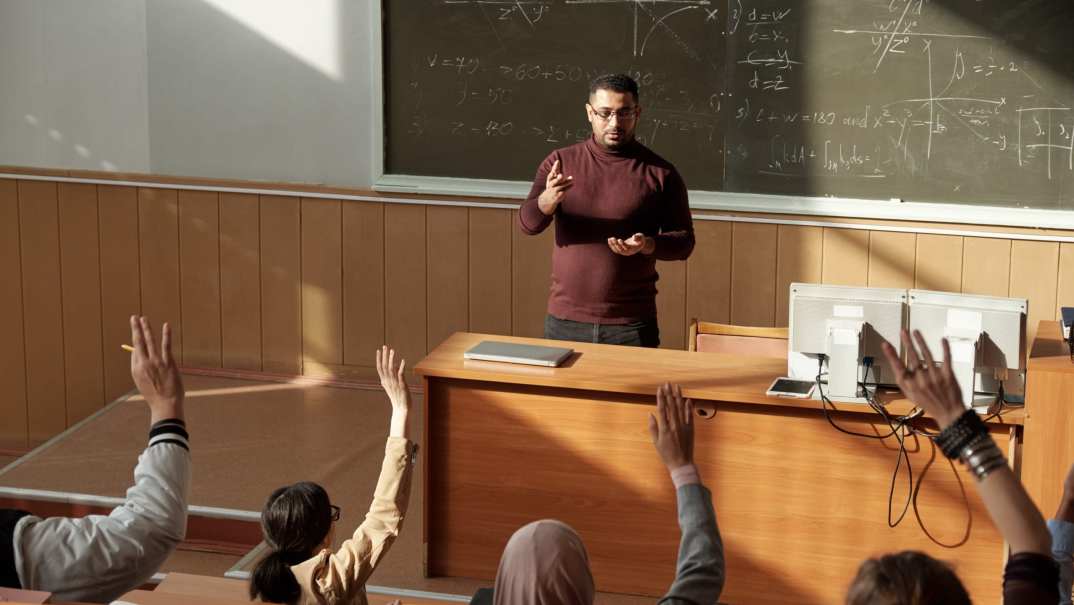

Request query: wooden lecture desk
[
  {"left": 1023, "top": 320, "right": 1074, "bottom": 518},
  {"left": 416, "top": 332, "right": 1028, "bottom": 605}
]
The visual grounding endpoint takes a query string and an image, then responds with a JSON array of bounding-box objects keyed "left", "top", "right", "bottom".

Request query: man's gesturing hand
[
  {"left": 130, "top": 315, "right": 185, "bottom": 425},
  {"left": 648, "top": 383, "right": 695, "bottom": 470},
  {"left": 608, "top": 232, "right": 654, "bottom": 256},
  {"left": 537, "top": 159, "right": 573, "bottom": 215}
]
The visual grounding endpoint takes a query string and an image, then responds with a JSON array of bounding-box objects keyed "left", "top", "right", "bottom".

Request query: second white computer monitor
[{"left": 907, "top": 289, "right": 1027, "bottom": 406}]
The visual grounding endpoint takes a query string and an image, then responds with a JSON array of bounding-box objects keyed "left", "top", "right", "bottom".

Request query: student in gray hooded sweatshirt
[{"left": 0, "top": 316, "right": 190, "bottom": 603}]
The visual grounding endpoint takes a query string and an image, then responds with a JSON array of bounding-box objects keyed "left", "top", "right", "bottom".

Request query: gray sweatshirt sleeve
[
  {"left": 657, "top": 483, "right": 725, "bottom": 605},
  {"left": 14, "top": 419, "right": 191, "bottom": 603}
]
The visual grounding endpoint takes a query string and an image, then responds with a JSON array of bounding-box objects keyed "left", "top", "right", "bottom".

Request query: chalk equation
[{"left": 390, "top": 0, "right": 1073, "bottom": 205}]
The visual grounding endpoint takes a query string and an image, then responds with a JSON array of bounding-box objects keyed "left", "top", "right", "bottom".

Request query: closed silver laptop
[{"left": 463, "top": 340, "right": 574, "bottom": 367}]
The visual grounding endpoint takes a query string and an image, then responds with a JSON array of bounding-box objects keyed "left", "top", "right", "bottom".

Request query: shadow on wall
[{"left": 146, "top": 0, "right": 374, "bottom": 188}]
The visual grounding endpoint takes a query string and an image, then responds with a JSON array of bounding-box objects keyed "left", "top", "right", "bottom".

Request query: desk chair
[{"left": 687, "top": 319, "right": 788, "bottom": 359}]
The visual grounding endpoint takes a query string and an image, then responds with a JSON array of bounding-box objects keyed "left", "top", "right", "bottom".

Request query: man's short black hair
[{"left": 589, "top": 73, "right": 639, "bottom": 102}]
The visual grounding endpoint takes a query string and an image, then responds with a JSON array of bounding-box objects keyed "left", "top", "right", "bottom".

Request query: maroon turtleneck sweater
[{"left": 519, "top": 136, "right": 695, "bottom": 324}]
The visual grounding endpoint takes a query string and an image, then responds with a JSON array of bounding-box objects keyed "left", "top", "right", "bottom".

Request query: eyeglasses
[
  {"left": 329, "top": 504, "right": 341, "bottom": 522},
  {"left": 590, "top": 107, "right": 638, "bottom": 122}
]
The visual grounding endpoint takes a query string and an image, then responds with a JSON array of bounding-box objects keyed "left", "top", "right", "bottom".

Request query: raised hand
[
  {"left": 608, "top": 232, "right": 653, "bottom": 256},
  {"left": 880, "top": 329, "right": 964, "bottom": 428},
  {"left": 376, "top": 345, "right": 411, "bottom": 439},
  {"left": 376, "top": 346, "right": 409, "bottom": 411},
  {"left": 648, "top": 383, "right": 695, "bottom": 470},
  {"left": 537, "top": 159, "right": 573, "bottom": 215},
  {"left": 130, "top": 315, "right": 184, "bottom": 424}
]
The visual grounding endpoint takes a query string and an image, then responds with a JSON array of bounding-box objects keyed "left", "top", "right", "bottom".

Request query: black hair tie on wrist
[{"left": 935, "top": 409, "right": 988, "bottom": 459}]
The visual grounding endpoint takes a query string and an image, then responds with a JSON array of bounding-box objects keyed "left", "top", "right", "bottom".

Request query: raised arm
[
  {"left": 882, "top": 330, "right": 1050, "bottom": 555},
  {"left": 650, "top": 384, "right": 725, "bottom": 605},
  {"left": 315, "top": 346, "right": 415, "bottom": 598},
  {"left": 15, "top": 316, "right": 190, "bottom": 603},
  {"left": 882, "top": 330, "right": 1058, "bottom": 603}
]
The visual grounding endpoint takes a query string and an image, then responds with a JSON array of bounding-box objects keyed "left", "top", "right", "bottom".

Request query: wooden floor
[{"left": 0, "top": 373, "right": 657, "bottom": 604}]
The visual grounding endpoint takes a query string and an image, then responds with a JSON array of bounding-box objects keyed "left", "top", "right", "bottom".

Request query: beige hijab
[{"left": 492, "top": 519, "right": 595, "bottom": 605}]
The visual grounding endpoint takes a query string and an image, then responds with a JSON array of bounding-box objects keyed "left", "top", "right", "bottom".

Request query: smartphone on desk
[{"left": 766, "top": 377, "right": 816, "bottom": 399}]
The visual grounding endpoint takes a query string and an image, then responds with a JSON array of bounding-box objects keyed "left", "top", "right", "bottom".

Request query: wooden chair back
[{"left": 688, "top": 319, "right": 789, "bottom": 359}]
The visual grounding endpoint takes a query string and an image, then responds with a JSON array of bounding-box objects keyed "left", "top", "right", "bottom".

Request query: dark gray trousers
[{"left": 544, "top": 314, "right": 660, "bottom": 348}]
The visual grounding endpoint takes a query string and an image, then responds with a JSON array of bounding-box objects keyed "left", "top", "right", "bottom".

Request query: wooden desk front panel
[{"left": 426, "top": 378, "right": 1008, "bottom": 605}]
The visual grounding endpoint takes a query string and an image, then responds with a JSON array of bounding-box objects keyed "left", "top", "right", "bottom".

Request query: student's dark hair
[
  {"left": 588, "top": 73, "right": 639, "bottom": 102},
  {"left": 249, "top": 482, "right": 333, "bottom": 603},
  {"left": 845, "top": 551, "right": 971, "bottom": 605}
]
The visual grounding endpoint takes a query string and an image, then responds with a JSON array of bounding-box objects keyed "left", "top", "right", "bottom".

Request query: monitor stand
[{"left": 810, "top": 389, "right": 873, "bottom": 406}]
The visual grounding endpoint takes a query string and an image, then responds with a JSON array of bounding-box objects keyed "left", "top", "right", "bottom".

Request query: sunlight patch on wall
[{"left": 201, "top": 0, "right": 342, "bottom": 81}]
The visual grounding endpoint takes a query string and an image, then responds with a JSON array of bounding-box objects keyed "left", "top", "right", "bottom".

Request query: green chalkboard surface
[{"left": 385, "top": 1, "right": 1074, "bottom": 210}]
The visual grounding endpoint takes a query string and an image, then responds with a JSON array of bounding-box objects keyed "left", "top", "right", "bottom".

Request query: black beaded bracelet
[{"left": 935, "top": 409, "right": 988, "bottom": 459}]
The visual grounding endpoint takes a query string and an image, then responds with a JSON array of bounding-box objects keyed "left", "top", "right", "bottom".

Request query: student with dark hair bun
[{"left": 249, "top": 346, "right": 415, "bottom": 605}]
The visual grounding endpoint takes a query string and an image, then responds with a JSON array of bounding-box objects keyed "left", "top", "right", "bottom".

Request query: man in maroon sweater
[{"left": 519, "top": 74, "right": 695, "bottom": 348}]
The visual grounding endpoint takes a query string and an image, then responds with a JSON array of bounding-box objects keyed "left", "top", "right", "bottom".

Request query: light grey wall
[
  {"left": 0, "top": 0, "right": 150, "bottom": 173},
  {"left": 0, "top": 0, "right": 380, "bottom": 188},
  {"left": 146, "top": 0, "right": 379, "bottom": 188}
]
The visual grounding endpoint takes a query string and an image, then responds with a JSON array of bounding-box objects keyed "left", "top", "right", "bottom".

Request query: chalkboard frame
[{"left": 369, "top": 5, "right": 1074, "bottom": 230}]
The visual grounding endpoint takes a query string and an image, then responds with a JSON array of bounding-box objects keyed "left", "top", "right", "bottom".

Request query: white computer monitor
[
  {"left": 907, "top": 289, "right": 1027, "bottom": 408},
  {"left": 788, "top": 283, "right": 908, "bottom": 400}
]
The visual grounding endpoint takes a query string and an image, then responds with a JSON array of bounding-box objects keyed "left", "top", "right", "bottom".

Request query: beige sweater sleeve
[{"left": 298, "top": 436, "right": 415, "bottom": 603}]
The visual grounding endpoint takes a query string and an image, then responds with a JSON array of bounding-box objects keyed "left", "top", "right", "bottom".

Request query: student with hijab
[{"left": 473, "top": 383, "right": 724, "bottom": 605}]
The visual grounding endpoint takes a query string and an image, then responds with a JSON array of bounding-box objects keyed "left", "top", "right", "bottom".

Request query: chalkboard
[{"left": 384, "top": 1, "right": 1074, "bottom": 210}]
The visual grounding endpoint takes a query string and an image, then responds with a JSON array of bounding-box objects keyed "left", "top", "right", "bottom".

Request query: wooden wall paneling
[
  {"left": 469, "top": 208, "right": 511, "bottom": 336},
  {"left": 961, "top": 238, "right": 1012, "bottom": 297},
  {"left": 385, "top": 203, "right": 427, "bottom": 367},
  {"left": 914, "top": 234, "right": 963, "bottom": 292},
  {"left": 219, "top": 193, "right": 261, "bottom": 370},
  {"left": 137, "top": 188, "right": 183, "bottom": 363},
  {"left": 685, "top": 220, "right": 732, "bottom": 327},
  {"left": 178, "top": 190, "right": 222, "bottom": 368},
  {"left": 57, "top": 183, "right": 104, "bottom": 425},
  {"left": 426, "top": 206, "right": 468, "bottom": 351},
  {"left": 0, "top": 180, "right": 28, "bottom": 449},
  {"left": 259, "top": 195, "right": 302, "bottom": 374},
  {"left": 656, "top": 259, "right": 687, "bottom": 349},
  {"left": 1009, "top": 241, "right": 1060, "bottom": 345},
  {"left": 730, "top": 222, "right": 778, "bottom": 327},
  {"left": 867, "top": 231, "right": 916, "bottom": 289},
  {"left": 300, "top": 198, "right": 343, "bottom": 371},
  {"left": 342, "top": 202, "right": 385, "bottom": 366},
  {"left": 97, "top": 186, "right": 141, "bottom": 401},
  {"left": 511, "top": 210, "right": 553, "bottom": 338},
  {"left": 18, "top": 181, "right": 66, "bottom": 444},
  {"left": 821, "top": 228, "right": 869, "bottom": 286},
  {"left": 1057, "top": 244, "right": 1074, "bottom": 317},
  {"left": 775, "top": 225, "right": 823, "bottom": 326}
]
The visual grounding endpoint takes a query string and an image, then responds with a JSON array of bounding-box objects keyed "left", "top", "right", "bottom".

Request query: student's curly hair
[{"left": 846, "top": 551, "right": 971, "bottom": 605}]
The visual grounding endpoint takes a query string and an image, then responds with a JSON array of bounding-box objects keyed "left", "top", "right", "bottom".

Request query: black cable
[
  {"left": 815, "top": 356, "right": 898, "bottom": 440},
  {"left": 815, "top": 356, "right": 913, "bottom": 528},
  {"left": 860, "top": 359, "right": 913, "bottom": 528}
]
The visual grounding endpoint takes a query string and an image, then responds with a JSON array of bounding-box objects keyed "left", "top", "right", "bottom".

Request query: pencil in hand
[{"left": 121, "top": 344, "right": 135, "bottom": 353}]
